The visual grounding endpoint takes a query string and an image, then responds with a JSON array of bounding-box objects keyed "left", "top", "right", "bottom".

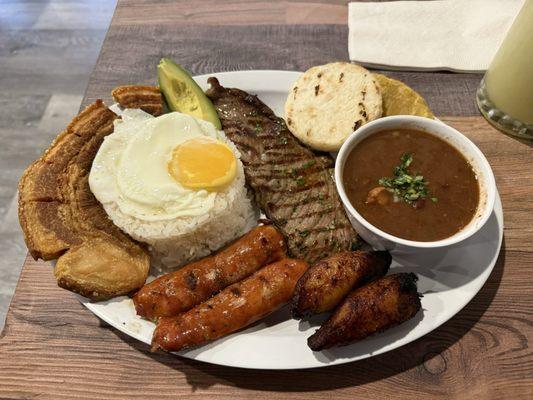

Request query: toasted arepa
[{"left": 285, "top": 62, "right": 382, "bottom": 152}]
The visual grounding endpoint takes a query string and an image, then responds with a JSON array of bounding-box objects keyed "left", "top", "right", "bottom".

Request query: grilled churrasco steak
[{"left": 206, "top": 78, "right": 359, "bottom": 263}]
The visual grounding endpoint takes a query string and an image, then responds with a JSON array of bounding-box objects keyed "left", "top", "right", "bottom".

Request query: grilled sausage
[
  {"left": 152, "top": 258, "right": 309, "bottom": 352},
  {"left": 133, "top": 225, "right": 286, "bottom": 320},
  {"left": 292, "top": 251, "right": 391, "bottom": 318},
  {"left": 308, "top": 273, "right": 421, "bottom": 351}
]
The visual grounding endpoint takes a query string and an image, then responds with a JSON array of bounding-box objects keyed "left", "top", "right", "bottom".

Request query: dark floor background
[{"left": 0, "top": 0, "right": 117, "bottom": 328}]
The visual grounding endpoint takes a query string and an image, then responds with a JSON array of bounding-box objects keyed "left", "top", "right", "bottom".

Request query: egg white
[{"left": 89, "top": 110, "right": 235, "bottom": 221}]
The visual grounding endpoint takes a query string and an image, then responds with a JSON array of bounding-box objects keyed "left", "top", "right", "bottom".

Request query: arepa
[{"left": 285, "top": 62, "right": 382, "bottom": 152}]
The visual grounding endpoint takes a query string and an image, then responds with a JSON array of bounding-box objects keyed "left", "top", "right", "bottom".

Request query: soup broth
[{"left": 343, "top": 129, "right": 479, "bottom": 242}]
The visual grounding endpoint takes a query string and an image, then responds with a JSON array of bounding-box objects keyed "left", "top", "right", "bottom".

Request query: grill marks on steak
[{"left": 206, "top": 77, "right": 359, "bottom": 263}]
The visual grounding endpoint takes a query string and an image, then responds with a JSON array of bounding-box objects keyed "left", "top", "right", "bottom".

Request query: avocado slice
[{"left": 157, "top": 58, "right": 221, "bottom": 129}]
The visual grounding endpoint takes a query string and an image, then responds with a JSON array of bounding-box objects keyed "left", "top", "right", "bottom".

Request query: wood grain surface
[
  {"left": 1, "top": 1, "right": 532, "bottom": 399},
  {"left": 82, "top": 24, "right": 482, "bottom": 116},
  {"left": 111, "top": 0, "right": 348, "bottom": 26}
]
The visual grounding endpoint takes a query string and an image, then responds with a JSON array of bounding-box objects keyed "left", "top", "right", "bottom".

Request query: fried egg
[
  {"left": 168, "top": 137, "right": 237, "bottom": 191},
  {"left": 89, "top": 110, "right": 240, "bottom": 221}
]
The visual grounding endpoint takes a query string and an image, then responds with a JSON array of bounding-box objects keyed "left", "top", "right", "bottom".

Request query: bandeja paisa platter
[{"left": 19, "top": 63, "right": 502, "bottom": 369}]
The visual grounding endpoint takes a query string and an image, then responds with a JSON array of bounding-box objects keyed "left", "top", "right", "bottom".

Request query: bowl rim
[{"left": 335, "top": 115, "right": 497, "bottom": 249}]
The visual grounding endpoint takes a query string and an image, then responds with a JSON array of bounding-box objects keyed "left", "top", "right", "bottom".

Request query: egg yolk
[{"left": 168, "top": 138, "right": 237, "bottom": 191}]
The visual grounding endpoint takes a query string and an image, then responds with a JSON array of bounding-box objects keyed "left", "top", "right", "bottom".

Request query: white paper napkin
[{"left": 348, "top": 0, "right": 525, "bottom": 73}]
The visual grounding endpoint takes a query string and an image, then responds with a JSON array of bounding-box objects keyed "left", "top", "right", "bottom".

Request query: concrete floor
[{"left": 0, "top": 0, "right": 117, "bottom": 328}]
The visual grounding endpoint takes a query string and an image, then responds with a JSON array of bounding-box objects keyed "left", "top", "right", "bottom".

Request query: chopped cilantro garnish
[
  {"left": 378, "top": 153, "right": 435, "bottom": 207},
  {"left": 299, "top": 230, "right": 309, "bottom": 238},
  {"left": 302, "top": 160, "right": 316, "bottom": 169}
]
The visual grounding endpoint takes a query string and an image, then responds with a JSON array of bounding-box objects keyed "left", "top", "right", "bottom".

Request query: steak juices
[{"left": 343, "top": 129, "right": 480, "bottom": 242}]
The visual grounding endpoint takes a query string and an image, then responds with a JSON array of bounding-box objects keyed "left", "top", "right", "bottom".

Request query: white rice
[
  {"left": 93, "top": 109, "right": 259, "bottom": 272},
  {"left": 102, "top": 161, "right": 258, "bottom": 272}
]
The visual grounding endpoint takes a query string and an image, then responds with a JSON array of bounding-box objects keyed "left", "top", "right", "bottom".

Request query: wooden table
[{"left": 1, "top": 1, "right": 532, "bottom": 399}]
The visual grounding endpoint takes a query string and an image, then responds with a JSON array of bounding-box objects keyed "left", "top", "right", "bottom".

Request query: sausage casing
[
  {"left": 307, "top": 273, "right": 421, "bottom": 351},
  {"left": 133, "top": 225, "right": 286, "bottom": 320},
  {"left": 152, "top": 258, "right": 309, "bottom": 352},
  {"left": 292, "top": 251, "right": 391, "bottom": 318}
]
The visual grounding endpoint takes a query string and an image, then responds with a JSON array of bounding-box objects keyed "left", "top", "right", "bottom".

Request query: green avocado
[{"left": 157, "top": 58, "right": 221, "bottom": 129}]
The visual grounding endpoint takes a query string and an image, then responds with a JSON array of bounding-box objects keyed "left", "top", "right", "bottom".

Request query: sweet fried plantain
[
  {"left": 308, "top": 273, "right": 421, "bottom": 351},
  {"left": 292, "top": 251, "right": 391, "bottom": 318}
]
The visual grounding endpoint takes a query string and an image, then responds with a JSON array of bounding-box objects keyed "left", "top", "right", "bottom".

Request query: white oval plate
[{"left": 81, "top": 71, "right": 503, "bottom": 370}]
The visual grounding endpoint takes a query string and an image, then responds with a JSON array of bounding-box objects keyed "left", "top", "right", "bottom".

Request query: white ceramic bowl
[{"left": 335, "top": 116, "right": 496, "bottom": 264}]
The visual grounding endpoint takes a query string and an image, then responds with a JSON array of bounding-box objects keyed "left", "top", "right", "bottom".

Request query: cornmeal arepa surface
[{"left": 285, "top": 62, "right": 382, "bottom": 152}]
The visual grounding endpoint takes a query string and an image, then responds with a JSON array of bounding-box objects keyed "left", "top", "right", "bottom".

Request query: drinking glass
[{"left": 476, "top": 0, "right": 533, "bottom": 140}]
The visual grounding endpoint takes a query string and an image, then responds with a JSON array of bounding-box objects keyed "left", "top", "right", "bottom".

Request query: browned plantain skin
[
  {"left": 308, "top": 273, "right": 421, "bottom": 351},
  {"left": 292, "top": 251, "right": 391, "bottom": 318}
]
